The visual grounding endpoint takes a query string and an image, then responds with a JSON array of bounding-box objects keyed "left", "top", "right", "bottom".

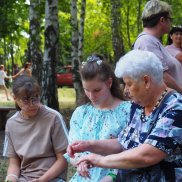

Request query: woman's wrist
[{"left": 88, "top": 140, "right": 94, "bottom": 151}]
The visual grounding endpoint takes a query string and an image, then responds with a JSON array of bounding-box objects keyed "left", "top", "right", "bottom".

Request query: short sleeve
[
  {"left": 4, "top": 126, "right": 18, "bottom": 158},
  {"left": 51, "top": 114, "right": 68, "bottom": 153},
  {"left": 64, "top": 106, "right": 85, "bottom": 162},
  {"left": 68, "top": 106, "right": 85, "bottom": 143},
  {"left": 134, "top": 34, "right": 168, "bottom": 71}
]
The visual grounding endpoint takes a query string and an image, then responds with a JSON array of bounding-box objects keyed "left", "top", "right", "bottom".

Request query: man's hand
[{"left": 67, "top": 140, "right": 90, "bottom": 158}]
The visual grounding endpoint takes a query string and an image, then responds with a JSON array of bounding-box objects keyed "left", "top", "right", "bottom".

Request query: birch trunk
[
  {"left": 71, "top": 0, "right": 84, "bottom": 105},
  {"left": 110, "top": 0, "right": 124, "bottom": 63},
  {"left": 29, "top": 0, "right": 43, "bottom": 83},
  {"left": 78, "top": 0, "right": 86, "bottom": 63},
  {"left": 41, "top": 0, "right": 59, "bottom": 111}
]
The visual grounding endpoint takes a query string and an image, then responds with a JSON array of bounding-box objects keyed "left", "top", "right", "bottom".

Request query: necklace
[{"left": 140, "top": 88, "right": 168, "bottom": 122}]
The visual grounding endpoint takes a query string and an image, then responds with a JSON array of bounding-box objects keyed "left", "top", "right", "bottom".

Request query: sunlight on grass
[
  {"left": 0, "top": 88, "right": 76, "bottom": 109},
  {"left": 58, "top": 87, "right": 76, "bottom": 109},
  {"left": 0, "top": 102, "right": 15, "bottom": 107}
]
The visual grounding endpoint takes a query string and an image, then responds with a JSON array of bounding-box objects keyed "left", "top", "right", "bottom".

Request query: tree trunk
[
  {"left": 110, "top": 0, "right": 124, "bottom": 63},
  {"left": 71, "top": 0, "right": 84, "bottom": 106},
  {"left": 10, "top": 35, "right": 14, "bottom": 75},
  {"left": 41, "top": 0, "right": 59, "bottom": 111},
  {"left": 78, "top": 0, "right": 86, "bottom": 63},
  {"left": 3, "top": 37, "right": 7, "bottom": 67},
  {"left": 29, "top": 0, "right": 43, "bottom": 83},
  {"left": 137, "top": 0, "right": 142, "bottom": 34},
  {"left": 126, "top": 0, "right": 131, "bottom": 48}
]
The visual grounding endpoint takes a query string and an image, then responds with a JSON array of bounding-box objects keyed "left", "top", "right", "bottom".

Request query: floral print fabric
[
  {"left": 118, "top": 92, "right": 182, "bottom": 181},
  {"left": 64, "top": 101, "right": 131, "bottom": 182}
]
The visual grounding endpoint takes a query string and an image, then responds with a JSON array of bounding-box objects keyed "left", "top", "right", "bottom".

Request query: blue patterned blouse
[
  {"left": 118, "top": 92, "right": 182, "bottom": 182},
  {"left": 64, "top": 101, "right": 131, "bottom": 182}
]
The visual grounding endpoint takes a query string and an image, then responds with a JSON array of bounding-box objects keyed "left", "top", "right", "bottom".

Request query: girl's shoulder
[{"left": 117, "top": 100, "right": 132, "bottom": 110}]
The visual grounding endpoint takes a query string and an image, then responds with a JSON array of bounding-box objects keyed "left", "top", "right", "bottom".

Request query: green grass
[
  {"left": 0, "top": 87, "right": 76, "bottom": 109},
  {"left": 0, "top": 158, "right": 8, "bottom": 181},
  {"left": 58, "top": 87, "right": 76, "bottom": 109},
  {"left": 0, "top": 102, "right": 15, "bottom": 107}
]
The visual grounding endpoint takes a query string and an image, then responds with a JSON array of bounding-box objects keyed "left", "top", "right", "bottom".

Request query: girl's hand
[
  {"left": 77, "top": 161, "right": 91, "bottom": 178},
  {"left": 99, "top": 175, "right": 113, "bottom": 182}
]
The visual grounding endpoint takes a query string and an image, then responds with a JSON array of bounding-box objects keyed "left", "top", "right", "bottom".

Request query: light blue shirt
[{"left": 64, "top": 101, "right": 131, "bottom": 182}]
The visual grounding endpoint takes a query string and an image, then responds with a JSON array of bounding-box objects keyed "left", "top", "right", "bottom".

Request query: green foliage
[
  {"left": 0, "top": 0, "right": 182, "bottom": 67},
  {"left": 83, "top": 0, "right": 113, "bottom": 59},
  {"left": 59, "top": 11, "right": 72, "bottom": 65}
]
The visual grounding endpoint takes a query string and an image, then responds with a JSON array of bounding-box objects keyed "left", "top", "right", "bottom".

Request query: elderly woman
[{"left": 67, "top": 50, "right": 182, "bottom": 182}]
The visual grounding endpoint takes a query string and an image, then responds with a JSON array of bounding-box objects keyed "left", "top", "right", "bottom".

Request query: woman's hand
[
  {"left": 76, "top": 153, "right": 104, "bottom": 168},
  {"left": 77, "top": 161, "right": 91, "bottom": 178},
  {"left": 67, "top": 140, "right": 90, "bottom": 158}
]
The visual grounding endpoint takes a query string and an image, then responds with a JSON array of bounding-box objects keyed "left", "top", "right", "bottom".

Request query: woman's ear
[
  {"left": 143, "top": 75, "right": 151, "bottom": 89},
  {"left": 13, "top": 95, "right": 17, "bottom": 101},
  {"left": 106, "top": 77, "right": 113, "bottom": 88}
]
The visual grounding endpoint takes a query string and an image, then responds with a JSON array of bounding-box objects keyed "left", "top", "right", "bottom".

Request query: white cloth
[{"left": 0, "top": 70, "right": 7, "bottom": 85}]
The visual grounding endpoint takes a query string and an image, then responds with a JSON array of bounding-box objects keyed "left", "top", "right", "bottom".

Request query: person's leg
[{"left": 3, "top": 85, "right": 10, "bottom": 100}]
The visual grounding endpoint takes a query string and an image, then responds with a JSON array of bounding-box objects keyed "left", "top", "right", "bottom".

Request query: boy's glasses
[{"left": 20, "top": 97, "right": 40, "bottom": 105}]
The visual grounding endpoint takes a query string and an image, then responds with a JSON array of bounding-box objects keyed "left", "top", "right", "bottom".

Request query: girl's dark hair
[
  {"left": 167, "top": 26, "right": 182, "bottom": 45},
  {"left": 142, "top": 12, "right": 169, "bottom": 28},
  {"left": 80, "top": 54, "right": 123, "bottom": 104},
  {"left": 24, "top": 62, "right": 31, "bottom": 69},
  {"left": 12, "top": 75, "right": 41, "bottom": 110}
]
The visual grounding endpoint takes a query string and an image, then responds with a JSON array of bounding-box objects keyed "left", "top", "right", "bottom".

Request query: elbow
[{"left": 136, "top": 155, "right": 164, "bottom": 168}]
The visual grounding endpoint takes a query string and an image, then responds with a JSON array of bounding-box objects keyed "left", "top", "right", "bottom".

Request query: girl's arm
[
  {"left": 36, "top": 151, "right": 67, "bottom": 182},
  {"left": 6, "top": 157, "right": 21, "bottom": 182}
]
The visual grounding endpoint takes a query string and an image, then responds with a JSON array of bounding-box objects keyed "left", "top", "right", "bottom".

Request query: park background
[{"left": 0, "top": 0, "right": 182, "bottom": 181}]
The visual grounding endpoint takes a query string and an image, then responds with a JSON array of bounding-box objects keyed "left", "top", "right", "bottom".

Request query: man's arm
[
  {"left": 163, "top": 71, "right": 182, "bottom": 94},
  {"left": 175, "top": 53, "right": 182, "bottom": 63}
]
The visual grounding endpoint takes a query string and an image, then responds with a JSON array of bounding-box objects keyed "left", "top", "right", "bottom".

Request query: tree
[
  {"left": 29, "top": 0, "right": 43, "bottom": 84},
  {"left": 41, "top": 0, "right": 59, "bottom": 110},
  {"left": 110, "top": 0, "right": 124, "bottom": 63},
  {"left": 78, "top": 0, "right": 86, "bottom": 63},
  {"left": 71, "top": 0, "right": 84, "bottom": 105}
]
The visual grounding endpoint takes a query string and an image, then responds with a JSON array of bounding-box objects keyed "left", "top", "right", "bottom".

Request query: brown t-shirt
[{"left": 5, "top": 105, "right": 68, "bottom": 181}]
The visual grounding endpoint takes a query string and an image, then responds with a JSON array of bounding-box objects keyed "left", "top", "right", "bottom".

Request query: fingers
[
  {"left": 67, "top": 141, "right": 87, "bottom": 157},
  {"left": 67, "top": 145, "right": 75, "bottom": 158},
  {"left": 76, "top": 156, "right": 87, "bottom": 166},
  {"left": 77, "top": 161, "right": 90, "bottom": 178}
]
